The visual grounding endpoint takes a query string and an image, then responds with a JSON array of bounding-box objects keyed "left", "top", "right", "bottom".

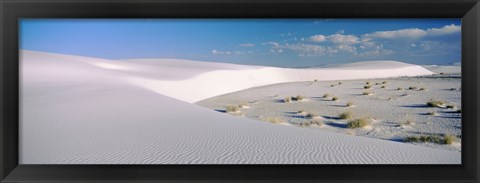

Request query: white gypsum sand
[
  {"left": 121, "top": 59, "right": 433, "bottom": 103},
  {"left": 20, "top": 50, "right": 460, "bottom": 164},
  {"left": 197, "top": 75, "right": 462, "bottom": 152}
]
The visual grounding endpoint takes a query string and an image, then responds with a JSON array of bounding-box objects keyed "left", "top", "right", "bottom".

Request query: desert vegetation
[
  {"left": 426, "top": 100, "right": 446, "bottom": 108},
  {"left": 346, "top": 101, "right": 354, "bottom": 107},
  {"left": 339, "top": 111, "right": 353, "bottom": 119},
  {"left": 322, "top": 93, "right": 331, "bottom": 98},
  {"left": 404, "top": 134, "right": 456, "bottom": 145},
  {"left": 284, "top": 95, "right": 306, "bottom": 103},
  {"left": 446, "top": 104, "right": 455, "bottom": 109},
  {"left": 362, "top": 91, "right": 373, "bottom": 95},
  {"left": 426, "top": 111, "right": 438, "bottom": 116},
  {"left": 225, "top": 105, "right": 240, "bottom": 113},
  {"left": 261, "top": 116, "right": 286, "bottom": 124},
  {"left": 347, "top": 118, "right": 370, "bottom": 128}
]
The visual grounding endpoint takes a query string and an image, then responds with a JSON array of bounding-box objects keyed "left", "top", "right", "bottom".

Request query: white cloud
[
  {"left": 328, "top": 34, "right": 359, "bottom": 45},
  {"left": 310, "top": 35, "right": 326, "bottom": 42},
  {"left": 211, "top": 49, "right": 233, "bottom": 55},
  {"left": 427, "top": 24, "right": 461, "bottom": 36},
  {"left": 362, "top": 24, "right": 460, "bottom": 40},
  {"left": 358, "top": 44, "right": 395, "bottom": 57},
  {"left": 239, "top": 43, "right": 255, "bottom": 47},
  {"left": 310, "top": 34, "right": 359, "bottom": 45},
  {"left": 283, "top": 43, "right": 326, "bottom": 56},
  {"left": 363, "top": 28, "right": 427, "bottom": 39},
  {"left": 335, "top": 44, "right": 357, "bottom": 53},
  {"left": 265, "top": 41, "right": 280, "bottom": 47},
  {"left": 264, "top": 24, "right": 459, "bottom": 58}
]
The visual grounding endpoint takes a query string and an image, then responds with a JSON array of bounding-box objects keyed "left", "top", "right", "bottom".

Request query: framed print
[{"left": 1, "top": 0, "right": 479, "bottom": 182}]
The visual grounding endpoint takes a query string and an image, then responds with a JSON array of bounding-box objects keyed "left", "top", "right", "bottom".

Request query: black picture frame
[{"left": 1, "top": 0, "right": 479, "bottom": 182}]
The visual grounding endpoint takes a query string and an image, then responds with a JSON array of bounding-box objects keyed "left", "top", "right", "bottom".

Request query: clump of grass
[
  {"left": 331, "top": 84, "right": 336, "bottom": 87},
  {"left": 362, "top": 91, "right": 373, "bottom": 95},
  {"left": 397, "top": 87, "right": 403, "bottom": 90},
  {"left": 364, "top": 85, "right": 371, "bottom": 89},
  {"left": 375, "top": 82, "right": 381, "bottom": 85},
  {"left": 284, "top": 96, "right": 292, "bottom": 103},
  {"left": 225, "top": 105, "right": 240, "bottom": 113},
  {"left": 311, "top": 118, "right": 323, "bottom": 126},
  {"left": 382, "top": 81, "right": 388, "bottom": 84},
  {"left": 419, "top": 87, "right": 427, "bottom": 91},
  {"left": 401, "top": 119, "right": 415, "bottom": 126},
  {"left": 409, "top": 86, "right": 418, "bottom": 90},
  {"left": 456, "top": 109, "right": 462, "bottom": 113},
  {"left": 346, "top": 101, "right": 354, "bottom": 107},
  {"left": 426, "top": 111, "right": 438, "bottom": 116},
  {"left": 314, "top": 79, "right": 318, "bottom": 82},
  {"left": 366, "top": 81, "right": 371, "bottom": 85},
  {"left": 444, "top": 134, "right": 456, "bottom": 145},
  {"left": 332, "top": 96, "right": 339, "bottom": 101},
  {"left": 339, "top": 111, "right": 353, "bottom": 119},
  {"left": 322, "top": 93, "right": 331, "bottom": 98},
  {"left": 405, "top": 136, "right": 420, "bottom": 142},
  {"left": 440, "top": 72, "right": 444, "bottom": 75},
  {"left": 297, "top": 109, "right": 306, "bottom": 114},
  {"left": 294, "top": 95, "right": 305, "bottom": 101},
  {"left": 446, "top": 104, "right": 455, "bottom": 109},
  {"left": 426, "top": 100, "right": 446, "bottom": 107},
  {"left": 381, "top": 85, "right": 386, "bottom": 89},
  {"left": 305, "top": 112, "right": 319, "bottom": 119},
  {"left": 338, "top": 82, "right": 343, "bottom": 85},
  {"left": 420, "top": 136, "right": 441, "bottom": 143},
  {"left": 237, "top": 102, "right": 249, "bottom": 109},
  {"left": 261, "top": 116, "right": 286, "bottom": 124},
  {"left": 404, "top": 135, "right": 455, "bottom": 145},
  {"left": 286, "top": 95, "right": 306, "bottom": 102},
  {"left": 347, "top": 118, "right": 370, "bottom": 128}
]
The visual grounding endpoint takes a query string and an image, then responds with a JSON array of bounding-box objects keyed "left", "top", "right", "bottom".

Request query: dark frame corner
[{"left": 1, "top": 0, "right": 479, "bottom": 182}]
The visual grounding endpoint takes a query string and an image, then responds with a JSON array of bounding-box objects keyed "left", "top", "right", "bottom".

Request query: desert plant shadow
[
  {"left": 331, "top": 104, "right": 348, "bottom": 108},
  {"left": 438, "top": 116, "right": 461, "bottom": 119},
  {"left": 215, "top": 109, "right": 227, "bottom": 113},
  {"left": 400, "top": 104, "right": 431, "bottom": 108},
  {"left": 389, "top": 137, "right": 406, "bottom": 143},
  {"left": 406, "top": 131, "right": 449, "bottom": 137},
  {"left": 419, "top": 112, "right": 438, "bottom": 116},
  {"left": 286, "top": 114, "right": 310, "bottom": 119},
  {"left": 325, "top": 121, "right": 348, "bottom": 128},
  {"left": 348, "top": 93, "right": 366, "bottom": 97},
  {"left": 322, "top": 115, "right": 341, "bottom": 120}
]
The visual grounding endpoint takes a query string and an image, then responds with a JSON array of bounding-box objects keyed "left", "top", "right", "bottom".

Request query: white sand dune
[
  {"left": 421, "top": 65, "right": 461, "bottom": 74},
  {"left": 20, "top": 50, "right": 459, "bottom": 164},
  {"left": 118, "top": 59, "right": 432, "bottom": 103}
]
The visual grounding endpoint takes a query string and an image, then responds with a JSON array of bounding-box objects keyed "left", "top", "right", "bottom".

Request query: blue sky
[{"left": 20, "top": 19, "right": 461, "bottom": 67}]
